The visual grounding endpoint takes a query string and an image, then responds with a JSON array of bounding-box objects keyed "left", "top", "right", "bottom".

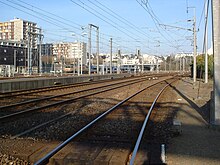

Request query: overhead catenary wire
[
  {"left": 70, "top": 0, "right": 159, "bottom": 53},
  {"left": 71, "top": 0, "right": 143, "bottom": 41},
  {"left": 1, "top": 0, "right": 137, "bottom": 53},
  {"left": 87, "top": 0, "right": 154, "bottom": 40},
  {"left": 137, "top": 0, "right": 193, "bottom": 53}
]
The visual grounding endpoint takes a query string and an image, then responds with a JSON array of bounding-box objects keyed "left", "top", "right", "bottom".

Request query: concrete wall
[{"left": 0, "top": 74, "right": 129, "bottom": 93}]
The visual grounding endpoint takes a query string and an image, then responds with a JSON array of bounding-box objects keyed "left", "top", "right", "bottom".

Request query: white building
[
  {"left": 52, "top": 42, "right": 87, "bottom": 64},
  {"left": 175, "top": 53, "right": 193, "bottom": 59}
]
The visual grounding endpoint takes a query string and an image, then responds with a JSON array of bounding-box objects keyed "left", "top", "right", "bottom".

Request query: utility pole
[
  {"left": 156, "top": 58, "right": 159, "bottom": 73},
  {"left": 28, "top": 26, "right": 31, "bottom": 75},
  {"left": 110, "top": 38, "right": 112, "bottom": 74},
  {"left": 88, "top": 24, "right": 92, "bottom": 75},
  {"left": 205, "top": 0, "right": 209, "bottom": 83},
  {"left": 169, "top": 55, "right": 171, "bottom": 71},
  {"left": 39, "top": 28, "right": 42, "bottom": 75},
  {"left": 212, "top": 0, "right": 220, "bottom": 125},
  {"left": 165, "top": 58, "right": 167, "bottom": 72},
  {"left": 193, "top": 8, "right": 197, "bottom": 83},
  {"left": 80, "top": 45, "right": 83, "bottom": 75},
  {"left": 73, "top": 47, "right": 75, "bottom": 75},
  {"left": 117, "top": 48, "right": 121, "bottom": 74},
  {"left": 88, "top": 24, "right": 99, "bottom": 75},
  {"left": 96, "top": 27, "right": 99, "bottom": 74},
  {"left": 183, "top": 57, "right": 185, "bottom": 72},
  {"left": 141, "top": 51, "right": 144, "bottom": 73},
  {"left": 78, "top": 43, "right": 80, "bottom": 76},
  {"left": 14, "top": 50, "right": 16, "bottom": 75}
]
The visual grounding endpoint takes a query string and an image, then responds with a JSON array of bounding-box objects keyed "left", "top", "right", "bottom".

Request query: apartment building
[
  {"left": 0, "top": 18, "right": 37, "bottom": 49},
  {"left": 52, "top": 42, "right": 87, "bottom": 65},
  {"left": 0, "top": 18, "right": 38, "bottom": 75}
]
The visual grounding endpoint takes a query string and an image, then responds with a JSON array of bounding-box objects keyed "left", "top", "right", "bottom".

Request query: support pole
[
  {"left": 205, "top": 0, "right": 209, "bottom": 83},
  {"left": 28, "top": 26, "right": 31, "bottom": 75},
  {"left": 110, "top": 38, "right": 112, "bottom": 74},
  {"left": 39, "top": 28, "right": 42, "bottom": 75},
  {"left": 96, "top": 27, "right": 99, "bottom": 74},
  {"left": 78, "top": 43, "right": 80, "bottom": 76},
  {"left": 183, "top": 57, "right": 185, "bottom": 72},
  {"left": 117, "top": 49, "right": 121, "bottom": 74},
  {"left": 73, "top": 48, "right": 75, "bottom": 75},
  {"left": 193, "top": 8, "right": 197, "bottom": 83},
  {"left": 212, "top": 0, "right": 220, "bottom": 124},
  {"left": 14, "top": 50, "right": 16, "bottom": 75},
  {"left": 88, "top": 24, "right": 92, "bottom": 75}
]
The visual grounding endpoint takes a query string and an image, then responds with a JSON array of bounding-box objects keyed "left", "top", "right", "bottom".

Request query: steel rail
[
  {"left": 0, "top": 76, "right": 155, "bottom": 121},
  {"left": 34, "top": 78, "right": 175, "bottom": 165},
  {"left": 0, "top": 77, "right": 147, "bottom": 110},
  {"left": 0, "top": 74, "right": 170, "bottom": 98},
  {"left": 11, "top": 78, "right": 174, "bottom": 139},
  {"left": 129, "top": 79, "right": 177, "bottom": 165}
]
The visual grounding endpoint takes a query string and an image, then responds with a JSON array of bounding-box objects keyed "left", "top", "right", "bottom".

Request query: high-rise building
[
  {"left": 0, "top": 18, "right": 37, "bottom": 48},
  {"left": 52, "top": 42, "right": 87, "bottom": 65},
  {"left": 0, "top": 18, "right": 38, "bottom": 75}
]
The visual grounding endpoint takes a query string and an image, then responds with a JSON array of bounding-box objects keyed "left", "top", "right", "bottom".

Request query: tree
[{"left": 196, "top": 54, "right": 214, "bottom": 78}]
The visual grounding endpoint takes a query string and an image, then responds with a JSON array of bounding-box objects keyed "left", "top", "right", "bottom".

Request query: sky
[{"left": 0, "top": 0, "right": 212, "bottom": 56}]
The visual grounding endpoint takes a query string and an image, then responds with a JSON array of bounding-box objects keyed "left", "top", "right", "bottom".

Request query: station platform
[
  {"left": 0, "top": 73, "right": 129, "bottom": 92},
  {"left": 166, "top": 77, "right": 220, "bottom": 165}
]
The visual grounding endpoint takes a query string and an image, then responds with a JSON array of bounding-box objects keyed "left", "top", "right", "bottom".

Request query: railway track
[
  {"left": 0, "top": 75, "right": 157, "bottom": 119},
  {"left": 0, "top": 76, "right": 141, "bottom": 99},
  {"left": 30, "top": 77, "right": 178, "bottom": 164},
  {"left": 0, "top": 75, "right": 179, "bottom": 164},
  {"left": 0, "top": 75, "right": 169, "bottom": 138}
]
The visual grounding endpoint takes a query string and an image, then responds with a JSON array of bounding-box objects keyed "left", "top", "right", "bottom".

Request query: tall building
[
  {"left": 0, "top": 18, "right": 37, "bottom": 49},
  {"left": 52, "top": 42, "right": 87, "bottom": 65},
  {"left": 0, "top": 18, "right": 38, "bottom": 75},
  {"left": 69, "top": 42, "right": 87, "bottom": 65}
]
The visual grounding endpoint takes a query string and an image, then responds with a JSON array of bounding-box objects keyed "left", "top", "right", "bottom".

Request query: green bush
[{"left": 196, "top": 54, "right": 213, "bottom": 78}]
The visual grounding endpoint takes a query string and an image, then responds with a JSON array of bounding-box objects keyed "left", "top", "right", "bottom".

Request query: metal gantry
[{"left": 88, "top": 24, "right": 99, "bottom": 75}]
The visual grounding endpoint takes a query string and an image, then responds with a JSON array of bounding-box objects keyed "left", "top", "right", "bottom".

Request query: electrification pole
[
  {"left": 193, "top": 8, "right": 197, "bottom": 83},
  {"left": 88, "top": 24, "right": 99, "bottom": 75},
  {"left": 110, "top": 38, "right": 112, "bottom": 74},
  {"left": 77, "top": 42, "right": 80, "bottom": 76},
  {"left": 88, "top": 24, "right": 92, "bottom": 75},
  {"left": 28, "top": 26, "right": 31, "bottom": 75},
  {"left": 73, "top": 48, "right": 75, "bottom": 75},
  {"left": 205, "top": 0, "right": 209, "bottom": 83},
  {"left": 117, "top": 48, "right": 121, "bottom": 74},
  {"left": 39, "top": 28, "right": 42, "bottom": 75},
  {"left": 183, "top": 57, "right": 185, "bottom": 72},
  {"left": 96, "top": 27, "right": 99, "bottom": 74},
  {"left": 212, "top": 0, "right": 220, "bottom": 125},
  {"left": 14, "top": 50, "right": 16, "bottom": 76}
]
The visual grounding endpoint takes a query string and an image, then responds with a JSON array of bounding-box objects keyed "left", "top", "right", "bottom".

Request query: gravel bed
[
  {"left": 0, "top": 76, "right": 173, "bottom": 163},
  {"left": 22, "top": 79, "right": 158, "bottom": 141},
  {"left": 0, "top": 152, "right": 30, "bottom": 165}
]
